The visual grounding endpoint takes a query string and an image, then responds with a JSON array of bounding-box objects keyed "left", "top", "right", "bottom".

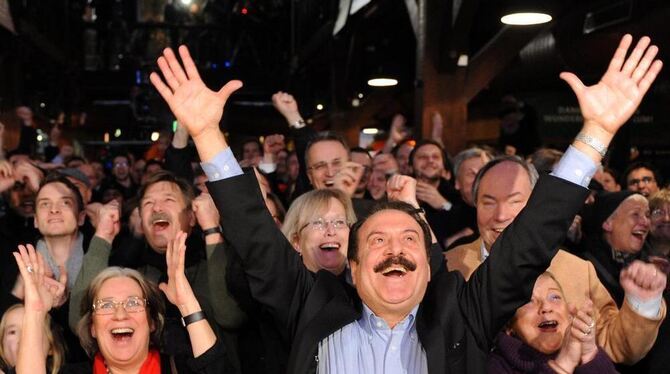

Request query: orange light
[{"left": 241, "top": 7, "right": 248, "bottom": 15}]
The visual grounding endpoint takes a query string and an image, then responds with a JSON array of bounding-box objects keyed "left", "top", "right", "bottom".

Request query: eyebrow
[
  {"left": 366, "top": 229, "right": 420, "bottom": 239},
  {"left": 481, "top": 191, "right": 524, "bottom": 200}
]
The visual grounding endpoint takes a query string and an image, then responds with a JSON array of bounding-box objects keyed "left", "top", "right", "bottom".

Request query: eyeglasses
[
  {"left": 627, "top": 176, "right": 655, "bottom": 187},
  {"left": 93, "top": 296, "right": 147, "bottom": 315},
  {"left": 114, "top": 161, "right": 129, "bottom": 168},
  {"left": 300, "top": 218, "right": 348, "bottom": 232},
  {"left": 652, "top": 208, "right": 670, "bottom": 220},
  {"left": 307, "top": 159, "right": 343, "bottom": 173}
]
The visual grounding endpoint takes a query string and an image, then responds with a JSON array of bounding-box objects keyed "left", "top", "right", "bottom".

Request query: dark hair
[
  {"left": 39, "top": 173, "right": 85, "bottom": 213},
  {"left": 471, "top": 155, "right": 539, "bottom": 205},
  {"left": 390, "top": 140, "right": 415, "bottom": 158},
  {"left": 528, "top": 148, "right": 564, "bottom": 175},
  {"left": 350, "top": 147, "right": 372, "bottom": 161},
  {"left": 144, "top": 159, "right": 164, "bottom": 171},
  {"left": 623, "top": 161, "right": 662, "bottom": 187},
  {"left": 305, "top": 131, "right": 350, "bottom": 165},
  {"left": 347, "top": 201, "right": 432, "bottom": 262},
  {"left": 137, "top": 170, "right": 195, "bottom": 210},
  {"left": 408, "top": 139, "right": 445, "bottom": 167}
]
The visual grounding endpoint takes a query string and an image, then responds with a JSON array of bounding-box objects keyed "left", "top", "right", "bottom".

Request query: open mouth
[
  {"left": 381, "top": 266, "right": 408, "bottom": 277},
  {"left": 537, "top": 320, "right": 558, "bottom": 332},
  {"left": 632, "top": 230, "right": 647, "bottom": 240},
  {"left": 324, "top": 180, "right": 334, "bottom": 187},
  {"left": 152, "top": 219, "right": 170, "bottom": 231},
  {"left": 319, "top": 243, "right": 340, "bottom": 252},
  {"left": 111, "top": 327, "right": 135, "bottom": 341}
]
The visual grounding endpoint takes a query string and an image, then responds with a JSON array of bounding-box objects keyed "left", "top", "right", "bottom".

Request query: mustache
[
  {"left": 150, "top": 212, "right": 171, "bottom": 224},
  {"left": 373, "top": 255, "right": 417, "bottom": 273}
]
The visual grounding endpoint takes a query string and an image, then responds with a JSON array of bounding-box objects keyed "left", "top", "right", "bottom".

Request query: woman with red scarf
[{"left": 12, "top": 231, "right": 224, "bottom": 374}]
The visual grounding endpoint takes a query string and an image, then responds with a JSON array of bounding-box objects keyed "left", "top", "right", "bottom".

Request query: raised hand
[
  {"left": 13, "top": 160, "right": 43, "bottom": 192},
  {"left": 271, "top": 91, "right": 303, "bottom": 124},
  {"left": 13, "top": 244, "right": 65, "bottom": 313},
  {"left": 570, "top": 299, "right": 598, "bottom": 364},
  {"left": 416, "top": 181, "right": 448, "bottom": 210},
  {"left": 332, "top": 162, "right": 364, "bottom": 197},
  {"left": 192, "top": 192, "right": 220, "bottom": 231},
  {"left": 387, "top": 175, "right": 419, "bottom": 208},
  {"left": 263, "top": 134, "right": 286, "bottom": 157},
  {"left": 620, "top": 260, "right": 667, "bottom": 301},
  {"left": 388, "top": 114, "right": 408, "bottom": 145},
  {"left": 550, "top": 304, "right": 583, "bottom": 374},
  {"left": 561, "top": 35, "right": 662, "bottom": 139},
  {"left": 94, "top": 200, "right": 121, "bottom": 244},
  {"left": 159, "top": 231, "right": 200, "bottom": 315},
  {"left": 150, "top": 46, "right": 242, "bottom": 155}
]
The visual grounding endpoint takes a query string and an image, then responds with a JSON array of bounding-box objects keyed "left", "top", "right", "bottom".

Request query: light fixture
[
  {"left": 316, "top": 104, "right": 324, "bottom": 111},
  {"left": 180, "top": 0, "right": 192, "bottom": 5},
  {"left": 362, "top": 128, "right": 379, "bottom": 135},
  {"left": 104, "top": 132, "right": 110, "bottom": 143},
  {"left": 367, "top": 78, "right": 398, "bottom": 87},
  {"left": 114, "top": 128, "right": 122, "bottom": 138},
  {"left": 501, "top": 13, "right": 552, "bottom": 25},
  {"left": 151, "top": 132, "right": 160, "bottom": 141},
  {"left": 500, "top": 1, "right": 555, "bottom": 26},
  {"left": 357, "top": 93, "right": 364, "bottom": 99}
]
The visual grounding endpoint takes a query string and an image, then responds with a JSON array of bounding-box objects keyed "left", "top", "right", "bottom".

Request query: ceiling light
[
  {"left": 362, "top": 128, "right": 379, "bottom": 135},
  {"left": 367, "top": 78, "right": 398, "bottom": 87},
  {"left": 180, "top": 0, "right": 192, "bottom": 5},
  {"left": 501, "top": 12, "right": 552, "bottom": 25},
  {"left": 151, "top": 132, "right": 160, "bottom": 141},
  {"left": 316, "top": 104, "right": 324, "bottom": 110}
]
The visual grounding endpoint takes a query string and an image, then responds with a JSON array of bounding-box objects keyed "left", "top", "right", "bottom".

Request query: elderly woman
[
  {"left": 489, "top": 272, "right": 616, "bottom": 373},
  {"left": 0, "top": 304, "right": 65, "bottom": 374},
  {"left": 281, "top": 188, "right": 356, "bottom": 275},
  {"left": 13, "top": 231, "right": 223, "bottom": 373}
]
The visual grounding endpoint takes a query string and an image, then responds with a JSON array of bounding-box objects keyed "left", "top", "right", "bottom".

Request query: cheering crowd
[{"left": 0, "top": 34, "right": 668, "bottom": 374}]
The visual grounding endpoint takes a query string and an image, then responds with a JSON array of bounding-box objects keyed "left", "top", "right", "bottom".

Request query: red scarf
[{"left": 93, "top": 349, "right": 161, "bottom": 374}]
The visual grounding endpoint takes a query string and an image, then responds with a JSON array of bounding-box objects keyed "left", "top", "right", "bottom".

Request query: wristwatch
[
  {"left": 290, "top": 118, "right": 306, "bottom": 129},
  {"left": 181, "top": 311, "right": 207, "bottom": 327},
  {"left": 202, "top": 226, "right": 222, "bottom": 236},
  {"left": 575, "top": 132, "right": 608, "bottom": 157}
]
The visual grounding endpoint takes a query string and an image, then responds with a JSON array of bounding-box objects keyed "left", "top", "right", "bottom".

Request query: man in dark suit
[{"left": 150, "top": 34, "right": 662, "bottom": 373}]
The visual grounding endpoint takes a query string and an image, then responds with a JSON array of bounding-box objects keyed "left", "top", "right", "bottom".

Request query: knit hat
[{"left": 582, "top": 190, "right": 637, "bottom": 234}]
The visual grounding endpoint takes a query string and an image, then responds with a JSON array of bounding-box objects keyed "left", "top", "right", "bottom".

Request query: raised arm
[
  {"left": 462, "top": 34, "right": 663, "bottom": 349},
  {"left": 151, "top": 46, "right": 315, "bottom": 340},
  {"left": 149, "top": 46, "right": 241, "bottom": 162},
  {"left": 159, "top": 231, "right": 217, "bottom": 358},
  {"left": 14, "top": 245, "right": 66, "bottom": 374}
]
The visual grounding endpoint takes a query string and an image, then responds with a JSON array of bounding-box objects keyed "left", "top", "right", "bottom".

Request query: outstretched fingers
[
  {"left": 621, "top": 36, "right": 651, "bottom": 76},
  {"left": 638, "top": 60, "right": 663, "bottom": 98},
  {"left": 163, "top": 48, "right": 189, "bottom": 85},
  {"left": 178, "top": 45, "right": 202, "bottom": 82},
  {"left": 631, "top": 44, "right": 659, "bottom": 84},
  {"left": 607, "top": 34, "right": 633, "bottom": 74},
  {"left": 217, "top": 80, "right": 244, "bottom": 102},
  {"left": 559, "top": 72, "right": 586, "bottom": 97}
]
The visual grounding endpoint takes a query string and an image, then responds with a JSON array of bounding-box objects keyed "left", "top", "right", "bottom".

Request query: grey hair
[
  {"left": 472, "top": 155, "right": 539, "bottom": 205},
  {"left": 452, "top": 147, "right": 493, "bottom": 179}
]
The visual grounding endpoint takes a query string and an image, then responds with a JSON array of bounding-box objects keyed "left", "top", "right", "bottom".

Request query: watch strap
[
  {"left": 181, "top": 311, "right": 207, "bottom": 327},
  {"left": 202, "top": 226, "right": 222, "bottom": 236}
]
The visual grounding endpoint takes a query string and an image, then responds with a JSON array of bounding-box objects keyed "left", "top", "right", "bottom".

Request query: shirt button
[
  {"left": 376, "top": 321, "right": 383, "bottom": 328},
  {"left": 575, "top": 169, "right": 583, "bottom": 176},
  {"left": 223, "top": 165, "right": 230, "bottom": 171},
  {"left": 391, "top": 346, "right": 397, "bottom": 351},
  {"left": 214, "top": 173, "right": 220, "bottom": 179}
]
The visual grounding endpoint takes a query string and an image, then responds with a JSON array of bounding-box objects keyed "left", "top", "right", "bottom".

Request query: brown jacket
[{"left": 445, "top": 237, "right": 666, "bottom": 365}]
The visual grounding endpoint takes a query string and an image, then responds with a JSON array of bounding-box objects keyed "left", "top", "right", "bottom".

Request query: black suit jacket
[{"left": 209, "top": 172, "right": 588, "bottom": 373}]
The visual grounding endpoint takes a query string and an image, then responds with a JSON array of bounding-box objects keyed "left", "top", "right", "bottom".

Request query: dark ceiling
[{"left": 1, "top": 0, "right": 669, "bottom": 147}]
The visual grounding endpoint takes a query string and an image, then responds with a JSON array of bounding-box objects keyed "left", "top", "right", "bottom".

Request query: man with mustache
[
  {"left": 69, "top": 170, "right": 247, "bottom": 372},
  {"left": 151, "top": 34, "right": 662, "bottom": 372}
]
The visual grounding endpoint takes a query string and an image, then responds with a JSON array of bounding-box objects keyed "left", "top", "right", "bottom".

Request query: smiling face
[
  {"left": 34, "top": 182, "right": 84, "bottom": 238},
  {"left": 603, "top": 195, "right": 650, "bottom": 253},
  {"left": 509, "top": 274, "right": 569, "bottom": 355},
  {"left": 91, "top": 277, "right": 151, "bottom": 369},
  {"left": 350, "top": 209, "right": 430, "bottom": 325},
  {"left": 651, "top": 201, "right": 670, "bottom": 242},
  {"left": 306, "top": 140, "right": 349, "bottom": 190},
  {"left": 292, "top": 197, "right": 349, "bottom": 274},
  {"left": 411, "top": 144, "right": 444, "bottom": 182},
  {"left": 476, "top": 161, "right": 532, "bottom": 250},
  {"left": 140, "top": 181, "right": 195, "bottom": 253}
]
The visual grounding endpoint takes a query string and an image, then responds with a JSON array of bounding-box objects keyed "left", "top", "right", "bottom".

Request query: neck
[
  {"left": 117, "top": 177, "right": 131, "bottom": 187},
  {"left": 106, "top": 358, "right": 146, "bottom": 374},
  {"left": 44, "top": 233, "right": 78, "bottom": 266}
]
